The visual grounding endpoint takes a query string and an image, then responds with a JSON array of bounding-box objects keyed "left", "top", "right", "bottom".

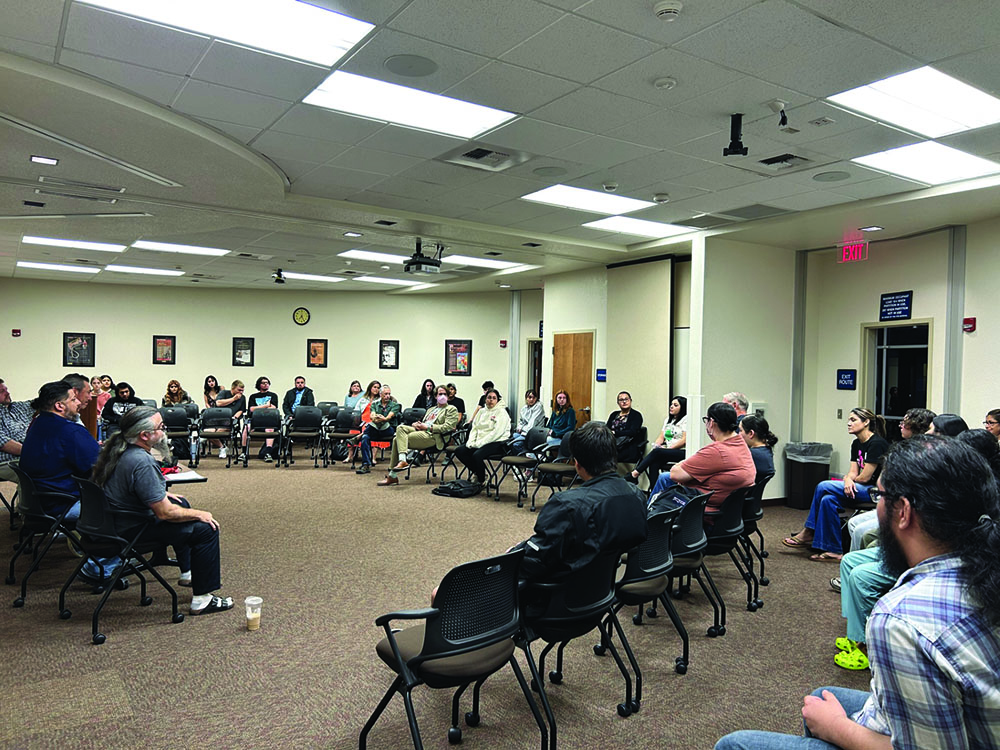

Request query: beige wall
[
  {"left": 516, "top": 289, "right": 543, "bottom": 404},
  {"left": 802, "top": 230, "right": 950, "bottom": 472},
  {"left": 1, "top": 279, "right": 516, "bottom": 407},
  {"left": 963, "top": 217, "right": 1000, "bottom": 420}
]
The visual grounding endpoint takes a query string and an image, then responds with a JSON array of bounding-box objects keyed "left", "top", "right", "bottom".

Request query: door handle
[{"left": 581, "top": 407, "right": 590, "bottom": 413}]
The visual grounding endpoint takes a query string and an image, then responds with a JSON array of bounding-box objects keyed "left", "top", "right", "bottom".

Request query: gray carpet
[{"left": 0, "top": 459, "right": 868, "bottom": 749}]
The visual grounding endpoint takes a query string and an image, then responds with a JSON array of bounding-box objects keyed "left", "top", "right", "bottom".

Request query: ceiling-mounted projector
[{"left": 404, "top": 237, "right": 443, "bottom": 274}]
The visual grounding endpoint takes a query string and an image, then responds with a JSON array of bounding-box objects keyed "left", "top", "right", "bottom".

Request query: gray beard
[{"left": 151, "top": 433, "right": 172, "bottom": 456}]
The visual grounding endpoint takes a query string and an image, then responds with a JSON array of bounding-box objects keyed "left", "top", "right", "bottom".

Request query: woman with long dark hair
[
  {"left": 630, "top": 396, "right": 687, "bottom": 485},
  {"left": 783, "top": 407, "right": 888, "bottom": 562},
  {"left": 739, "top": 413, "right": 778, "bottom": 476},
  {"left": 412, "top": 378, "right": 436, "bottom": 410},
  {"left": 546, "top": 390, "right": 575, "bottom": 447},
  {"left": 607, "top": 391, "right": 644, "bottom": 464}
]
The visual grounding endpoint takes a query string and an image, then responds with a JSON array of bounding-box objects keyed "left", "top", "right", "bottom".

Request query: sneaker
[
  {"left": 356, "top": 464, "right": 371, "bottom": 475},
  {"left": 830, "top": 576, "right": 841, "bottom": 592},
  {"left": 218, "top": 447, "right": 227, "bottom": 459},
  {"left": 264, "top": 453, "right": 273, "bottom": 463}
]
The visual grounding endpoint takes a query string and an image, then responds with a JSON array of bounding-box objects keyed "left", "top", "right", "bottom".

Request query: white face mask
[{"left": 436, "top": 394, "right": 448, "bottom": 405}]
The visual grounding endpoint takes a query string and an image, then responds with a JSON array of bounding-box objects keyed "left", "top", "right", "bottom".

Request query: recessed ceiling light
[
  {"left": 281, "top": 271, "right": 345, "bottom": 283},
  {"left": 304, "top": 71, "right": 516, "bottom": 139},
  {"left": 30, "top": 155, "right": 59, "bottom": 166},
  {"left": 22, "top": 200, "right": 46, "bottom": 208},
  {"left": 354, "top": 276, "right": 421, "bottom": 286},
  {"left": 79, "top": 0, "right": 373, "bottom": 67},
  {"left": 343, "top": 231, "right": 364, "bottom": 238},
  {"left": 383, "top": 54, "right": 438, "bottom": 77},
  {"left": 495, "top": 264, "right": 541, "bottom": 276},
  {"left": 827, "top": 66, "right": 1000, "bottom": 138},
  {"left": 812, "top": 170, "right": 851, "bottom": 182},
  {"left": 132, "top": 240, "right": 229, "bottom": 256},
  {"left": 520, "top": 185, "right": 655, "bottom": 215},
  {"left": 339, "top": 249, "right": 408, "bottom": 264},
  {"left": 22, "top": 235, "right": 125, "bottom": 252},
  {"left": 859, "top": 225, "right": 884, "bottom": 232},
  {"left": 442, "top": 254, "right": 522, "bottom": 270},
  {"left": 582, "top": 216, "right": 693, "bottom": 238},
  {"left": 17, "top": 261, "right": 99, "bottom": 274},
  {"left": 852, "top": 141, "right": 1000, "bottom": 185},
  {"left": 497, "top": 282, "right": 512, "bottom": 288},
  {"left": 105, "top": 264, "right": 184, "bottom": 276},
  {"left": 532, "top": 166, "right": 568, "bottom": 178}
]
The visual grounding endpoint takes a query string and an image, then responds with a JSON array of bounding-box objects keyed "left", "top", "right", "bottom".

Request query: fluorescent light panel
[
  {"left": 17, "top": 261, "right": 99, "bottom": 274},
  {"left": 282, "top": 271, "right": 344, "bottom": 283},
  {"left": 79, "top": 0, "right": 373, "bottom": 67},
  {"left": 22, "top": 235, "right": 125, "bottom": 252},
  {"left": 495, "top": 264, "right": 541, "bottom": 276},
  {"left": 304, "top": 71, "right": 516, "bottom": 139},
  {"left": 852, "top": 141, "right": 1000, "bottom": 185},
  {"left": 520, "top": 185, "right": 655, "bottom": 215},
  {"left": 355, "top": 276, "right": 420, "bottom": 286},
  {"left": 828, "top": 66, "right": 1000, "bottom": 138},
  {"left": 859, "top": 225, "right": 884, "bottom": 232},
  {"left": 442, "top": 254, "right": 521, "bottom": 270},
  {"left": 582, "top": 216, "right": 693, "bottom": 238},
  {"left": 131, "top": 240, "right": 229, "bottom": 256},
  {"left": 405, "top": 283, "right": 437, "bottom": 291},
  {"left": 30, "top": 155, "right": 59, "bottom": 165},
  {"left": 105, "top": 264, "right": 184, "bottom": 276},
  {"left": 339, "top": 250, "right": 408, "bottom": 264}
]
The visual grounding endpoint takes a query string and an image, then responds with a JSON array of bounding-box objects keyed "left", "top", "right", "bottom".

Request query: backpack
[{"left": 432, "top": 479, "right": 483, "bottom": 498}]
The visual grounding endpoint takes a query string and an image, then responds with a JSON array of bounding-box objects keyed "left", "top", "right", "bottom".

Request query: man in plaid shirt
[
  {"left": 0, "top": 378, "right": 34, "bottom": 484},
  {"left": 716, "top": 434, "right": 1000, "bottom": 750}
]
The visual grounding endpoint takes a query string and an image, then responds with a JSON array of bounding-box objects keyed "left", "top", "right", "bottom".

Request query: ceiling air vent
[
  {"left": 35, "top": 189, "right": 118, "bottom": 204},
  {"left": 234, "top": 252, "right": 275, "bottom": 261},
  {"left": 37, "top": 176, "right": 125, "bottom": 194},
  {"left": 677, "top": 215, "right": 742, "bottom": 229},
  {"left": 757, "top": 153, "right": 812, "bottom": 172},
  {"left": 374, "top": 220, "right": 397, "bottom": 226},
  {"left": 717, "top": 204, "right": 791, "bottom": 220},
  {"left": 440, "top": 143, "right": 533, "bottom": 172}
]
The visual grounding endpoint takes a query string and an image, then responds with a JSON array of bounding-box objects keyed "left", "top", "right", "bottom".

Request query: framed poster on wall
[
  {"left": 445, "top": 339, "right": 472, "bottom": 377},
  {"left": 63, "top": 332, "right": 95, "bottom": 368},
  {"left": 307, "top": 339, "right": 328, "bottom": 368},
  {"left": 379, "top": 339, "right": 399, "bottom": 370},
  {"left": 232, "top": 337, "right": 254, "bottom": 367},
  {"left": 152, "top": 335, "right": 176, "bottom": 365}
]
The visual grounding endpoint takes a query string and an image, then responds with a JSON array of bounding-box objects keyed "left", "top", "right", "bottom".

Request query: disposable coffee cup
[{"left": 245, "top": 596, "right": 263, "bottom": 631}]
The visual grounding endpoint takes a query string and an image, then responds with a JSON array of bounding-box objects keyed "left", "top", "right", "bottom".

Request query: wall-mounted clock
[{"left": 293, "top": 306, "right": 311, "bottom": 326}]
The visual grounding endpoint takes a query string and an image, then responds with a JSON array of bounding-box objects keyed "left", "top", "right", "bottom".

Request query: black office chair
[
  {"left": 400, "top": 407, "right": 425, "bottom": 426},
  {"left": 325, "top": 408, "right": 358, "bottom": 465},
  {"left": 438, "top": 424, "right": 472, "bottom": 483},
  {"left": 499, "top": 426, "right": 549, "bottom": 507},
  {"left": 0, "top": 467, "right": 20, "bottom": 531},
  {"left": 316, "top": 400, "right": 337, "bottom": 416},
  {"left": 530, "top": 431, "right": 578, "bottom": 512},
  {"left": 58, "top": 478, "right": 183, "bottom": 644},
  {"left": 195, "top": 407, "right": 236, "bottom": 468},
  {"left": 141, "top": 399, "right": 157, "bottom": 408},
  {"left": 517, "top": 551, "right": 635, "bottom": 750},
  {"left": 159, "top": 406, "right": 196, "bottom": 467},
  {"left": 359, "top": 549, "right": 546, "bottom": 750},
  {"left": 616, "top": 425, "right": 648, "bottom": 477},
  {"left": 739, "top": 471, "right": 775, "bottom": 610},
  {"left": 7, "top": 466, "right": 78, "bottom": 607},
  {"left": 278, "top": 405, "right": 324, "bottom": 468},
  {"left": 243, "top": 409, "right": 282, "bottom": 467}
]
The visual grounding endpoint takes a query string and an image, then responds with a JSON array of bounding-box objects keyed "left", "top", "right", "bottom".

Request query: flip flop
[
  {"left": 834, "top": 647, "right": 869, "bottom": 670},
  {"left": 810, "top": 552, "right": 843, "bottom": 562},
  {"left": 781, "top": 536, "right": 811, "bottom": 549},
  {"left": 190, "top": 595, "right": 234, "bottom": 616},
  {"left": 835, "top": 637, "right": 856, "bottom": 653}
]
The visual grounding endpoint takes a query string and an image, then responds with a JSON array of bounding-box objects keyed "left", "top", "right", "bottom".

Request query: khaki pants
[{"left": 391, "top": 426, "right": 437, "bottom": 467}]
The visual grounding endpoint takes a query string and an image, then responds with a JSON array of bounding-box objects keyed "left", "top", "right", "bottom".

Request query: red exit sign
[{"left": 838, "top": 240, "right": 869, "bottom": 263}]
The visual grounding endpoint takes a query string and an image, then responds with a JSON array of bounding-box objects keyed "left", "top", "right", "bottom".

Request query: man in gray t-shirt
[{"left": 96, "top": 406, "right": 232, "bottom": 616}]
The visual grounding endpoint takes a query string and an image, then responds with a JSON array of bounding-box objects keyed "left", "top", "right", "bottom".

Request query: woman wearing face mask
[
  {"left": 510, "top": 389, "right": 547, "bottom": 454},
  {"left": 546, "top": 390, "right": 576, "bottom": 447},
  {"left": 378, "top": 386, "right": 459, "bottom": 486},
  {"left": 631, "top": 396, "right": 687, "bottom": 485},
  {"left": 453, "top": 389, "right": 511, "bottom": 484}
]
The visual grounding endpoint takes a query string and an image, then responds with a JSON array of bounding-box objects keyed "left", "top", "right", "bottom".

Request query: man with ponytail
[
  {"left": 716, "top": 434, "right": 1000, "bottom": 750},
  {"left": 93, "top": 406, "right": 232, "bottom": 615}
]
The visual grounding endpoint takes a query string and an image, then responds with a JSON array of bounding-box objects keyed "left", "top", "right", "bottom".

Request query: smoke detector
[{"left": 653, "top": 0, "right": 683, "bottom": 20}]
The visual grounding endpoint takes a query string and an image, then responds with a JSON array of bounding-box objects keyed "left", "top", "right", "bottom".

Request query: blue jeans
[
  {"left": 715, "top": 687, "right": 872, "bottom": 750},
  {"left": 841, "top": 547, "right": 895, "bottom": 643},
  {"left": 804, "top": 480, "right": 872, "bottom": 554},
  {"left": 63, "top": 500, "right": 119, "bottom": 578},
  {"left": 359, "top": 425, "right": 394, "bottom": 466}
]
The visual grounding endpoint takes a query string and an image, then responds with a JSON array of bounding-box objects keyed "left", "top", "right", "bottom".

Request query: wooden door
[{"left": 553, "top": 332, "right": 593, "bottom": 428}]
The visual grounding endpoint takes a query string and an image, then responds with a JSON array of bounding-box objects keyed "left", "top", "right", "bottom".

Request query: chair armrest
[{"left": 375, "top": 607, "right": 437, "bottom": 627}]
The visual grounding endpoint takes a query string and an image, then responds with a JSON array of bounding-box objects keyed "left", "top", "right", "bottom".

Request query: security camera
[
  {"left": 653, "top": 193, "right": 670, "bottom": 204},
  {"left": 602, "top": 181, "right": 619, "bottom": 192}
]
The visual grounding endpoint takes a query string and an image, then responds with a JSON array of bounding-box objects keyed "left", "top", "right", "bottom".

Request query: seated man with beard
[
  {"left": 91, "top": 406, "right": 232, "bottom": 614},
  {"left": 715, "top": 435, "right": 1000, "bottom": 750}
]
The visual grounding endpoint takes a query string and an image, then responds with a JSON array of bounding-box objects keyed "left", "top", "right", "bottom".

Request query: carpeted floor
[{"left": 0, "top": 458, "right": 869, "bottom": 749}]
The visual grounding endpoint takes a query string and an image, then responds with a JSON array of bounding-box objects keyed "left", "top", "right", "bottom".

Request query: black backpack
[{"left": 432, "top": 479, "right": 483, "bottom": 498}]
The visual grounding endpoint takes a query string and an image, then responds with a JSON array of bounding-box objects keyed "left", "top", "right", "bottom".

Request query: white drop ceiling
[{"left": 2, "top": 0, "right": 1000, "bottom": 291}]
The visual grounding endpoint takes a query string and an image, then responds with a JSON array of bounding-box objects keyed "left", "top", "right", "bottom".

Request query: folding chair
[
  {"left": 159, "top": 406, "right": 197, "bottom": 467},
  {"left": 278, "top": 406, "right": 324, "bottom": 468},
  {"left": 242, "top": 409, "right": 282, "bottom": 467},
  {"left": 195, "top": 407, "right": 236, "bottom": 468},
  {"left": 530, "top": 431, "right": 578, "bottom": 512},
  {"left": 498, "top": 426, "right": 549, "bottom": 508}
]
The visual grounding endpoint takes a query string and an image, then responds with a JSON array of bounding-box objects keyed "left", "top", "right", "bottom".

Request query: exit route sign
[{"left": 838, "top": 239, "right": 868, "bottom": 263}]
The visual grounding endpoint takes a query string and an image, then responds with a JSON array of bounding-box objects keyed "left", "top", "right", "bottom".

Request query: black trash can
[{"left": 784, "top": 442, "right": 833, "bottom": 510}]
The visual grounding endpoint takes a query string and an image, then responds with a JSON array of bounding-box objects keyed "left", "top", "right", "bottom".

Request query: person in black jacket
[
  {"left": 607, "top": 391, "right": 644, "bottom": 464},
  {"left": 281, "top": 375, "right": 315, "bottom": 417},
  {"left": 101, "top": 381, "right": 144, "bottom": 433}
]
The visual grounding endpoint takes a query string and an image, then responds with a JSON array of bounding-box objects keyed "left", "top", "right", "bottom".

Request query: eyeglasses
[
  {"left": 867, "top": 489, "right": 894, "bottom": 503},
  {"left": 984, "top": 420, "right": 999, "bottom": 427},
  {"left": 701, "top": 416, "right": 711, "bottom": 424},
  {"left": 617, "top": 397, "right": 630, "bottom": 403}
]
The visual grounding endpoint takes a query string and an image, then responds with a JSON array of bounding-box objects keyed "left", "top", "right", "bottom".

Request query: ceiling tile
[
  {"left": 304, "top": 0, "right": 414, "bottom": 25},
  {"left": 592, "top": 149, "right": 713, "bottom": 188},
  {"left": 766, "top": 190, "right": 855, "bottom": 211},
  {"left": 468, "top": 199, "right": 563, "bottom": 224},
  {"left": 444, "top": 61, "right": 579, "bottom": 114},
  {"left": 59, "top": 49, "right": 185, "bottom": 105},
  {"left": 511, "top": 209, "right": 605, "bottom": 232},
  {"left": 290, "top": 164, "right": 386, "bottom": 196},
  {"left": 499, "top": 157, "right": 593, "bottom": 184},
  {"left": 549, "top": 136, "right": 658, "bottom": 170},
  {"left": 501, "top": 15, "right": 658, "bottom": 84},
  {"left": 591, "top": 48, "right": 742, "bottom": 106},
  {"left": 328, "top": 146, "right": 423, "bottom": 176},
  {"left": 190, "top": 41, "right": 329, "bottom": 100},
  {"left": 466, "top": 173, "right": 550, "bottom": 199},
  {"left": 197, "top": 117, "right": 264, "bottom": 144},
  {"left": 394, "top": 161, "right": 489, "bottom": 188},
  {"left": 575, "top": 0, "right": 760, "bottom": 44},
  {"left": 173, "top": 80, "right": 291, "bottom": 128},
  {"left": 357, "top": 125, "right": 465, "bottom": 158},
  {"left": 531, "top": 88, "right": 660, "bottom": 134},
  {"left": 607, "top": 107, "right": 720, "bottom": 149},
  {"left": 482, "top": 117, "right": 590, "bottom": 154},
  {"left": 672, "top": 76, "right": 812, "bottom": 123},
  {"left": 935, "top": 44, "right": 1000, "bottom": 99},
  {"left": 368, "top": 175, "right": 453, "bottom": 199},
  {"left": 269, "top": 104, "right": 385, "bottom": 143},
  {"left": 0, "top": 34, "right": 56, "bottom": 63},
  {"left": 743, "top": 101, "right": 872, "bottom": 146},
  {"left": 804, "top": 123, "right": 920, "bottom": 161},
  {"left": 433, "top": 187, "right": 510, "bottom": 211},
  {"left": 2, "top": 0, "right": 64, "bottom": 45},
  {"left": 64, "top": 4, "right": 210, "bottom": 75},
  {"left": 828, "top": 175, "right": 926, "bottom": 200},
  {"left": 673, "top": 165, "right": 766, "bottom": 192},
  {"left": 251, "top": 131, "right": 351, "bottom": 164},
  {"left": 940, "top": 124, "right": 1000, "bottom": 160},
  {"left": 340, "top": 29, "right": 489, "bottom": 94},
  {"left": 389, "top": 0, "right": 564, "bottom": 58}
]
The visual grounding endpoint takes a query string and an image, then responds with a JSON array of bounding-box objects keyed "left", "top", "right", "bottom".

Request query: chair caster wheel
[
  {"left": 530, "top": 678, "right": 539, "bottom": 693},
  {"left": 630, "top": 699, "right": 640, "bottom": 713},
  {"left": 13, "top": 597, "right": 24, "bottom": 607},
  {"left": 754, "top": 599, "right": 764, "bottom": 609},
  {"left": 516, "top": 502, "right": 524, "bottom": 508},
  {"left": 707, "top": 626, "right": 718, "bottom": 637},
  {"left": 617, "top": 703, "right": 631, "bottom": 717},
  {"left": 172, "top": 612, "right": 185, "bottom": 623},
  {"left": 761, "top": 551, "right": 769, "bottom": 558},
  {"left": 718, "top": 626, "right": 726, "bottom": 636},
  {"left": 645, "top": 606, "right": 658, "bottom": 618},
  {"left": 464, "top": 711, "right": 480, "bottom": 727},
  {"left": 593, "top": 643, "right": 606, "bottom": 656},
  {"left": 548, "top": 670, "right": 562, "bottom": 684},
  {"left": 4, "top": 576, "right": 13, "bottom": 585},
  {"left": 447, "top": 727, "right": 462, "bottom": 744},
  {"left": 675, "top": 660, "right": 687, "bottom": 675},
  {"left": 140, "top": 596, "right": 153, "bottom": 606},
  {"left": 747, "top": 602, "right": 758, "bottom": 612},
  {"left": 632, "top": 613, "right": 643, "bottom": 625},
  {"left": 760, "top": 577, "right": 770, "bottom": 586},
  {"left": 529, "top": 507, "right": 537, "bottom": 512},
  {"left": 93, "top": 633, "right": 106, "bottom": 645},
  {"left": 60, "top": 609, "right": 72, "bottom": 620}
]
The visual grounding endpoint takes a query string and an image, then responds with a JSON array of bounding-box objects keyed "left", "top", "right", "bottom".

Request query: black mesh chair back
[
  {"left": 739, "top": 473, "right": 775, "bottom": 612},
  {"left": 279, "top": 406, "right": 324, "bottom": 468},
  {"left": 249, "top": 408, "right": 282, "bottom": 431},
  {"left": 61, "top": 478, "right": 182, "bottom": 644},
  {"left": 670, "top": 493, "right": 710, "bottom": 558},
  {"left": 159, "top": 406, "right": 190, "bottom": 434},
  {"left": 335, "top": 408, "right": 356, "bottom": 432},
  {"left": 498, "top": 426, "right": 550, "bottom": 507},
  {"left": 324, "top": 404, "right": 341, "bottom": 422},
  {"left": 200, "top": 407, "right": 234, "bottom": 430},
  {"left": 705, "top": 487, "right": 747, "bottom": 544},
  {"left": 743, "top": 471, "right": 774, "bottom": 524},
  {"left": 401, "top": 407, "right": 425, "bottom": 425},
  {"left": 316, "top": 401, "right": 336, "bottom": 415},
  {"left": 619, "top": 507, "right": 681, "bottom": 589},
  {"left": 360, "top": 549, "right": 546, "bottom": 749},
  {"left": 288, "top": 405, "right": 323, "bottom": 432},
  {"left": 182, "top": 402, "right": 200, "bottom": 420},
  {"left": 530, "top": 430, "right": 577, "bottom": 511},
  {"left": 141, "top": 399, "right": 156, "bottom": 408},
  {"left": 243, "top": 409, "right": 282, "bottom": 467}
]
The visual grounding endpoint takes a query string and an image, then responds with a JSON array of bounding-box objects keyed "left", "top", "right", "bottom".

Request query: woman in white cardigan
[
  {"left": 509, "top": 389, "right": 546, "bottom": 454},
  {"left": 453, "top": 389, "right": 511, "bottom": 484}
]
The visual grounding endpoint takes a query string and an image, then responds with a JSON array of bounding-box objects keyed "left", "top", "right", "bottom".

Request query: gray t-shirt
[{"left": 104, "top": 444, "right": 167, "bottom": 524}]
